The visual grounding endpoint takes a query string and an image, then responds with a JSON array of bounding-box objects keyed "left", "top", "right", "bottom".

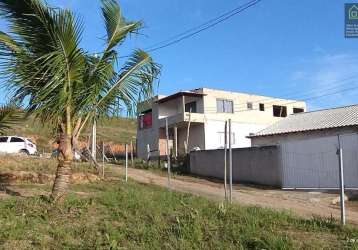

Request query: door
[
  {"left": 8, "top": 137, "right": 26, "bottom": 153},
  {"left": 0, "top": 136, "right": 9, "bottom": 153}
]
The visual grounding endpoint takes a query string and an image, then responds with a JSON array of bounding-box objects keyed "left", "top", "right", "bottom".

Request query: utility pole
[
  {"left": 185, "top": 108, "right": 192, "bottom": 154},
  {"left": 228, "top": 119, "right": 233, "bottom": 203},
  {"left": 337, "top": 135, "right": 346, "bottom": 225},
  {"left": 166, "top": 118, "right": 171, "bottom": 189},
  {"left": 224, "top": 120, "right": 228, "bottom": 201},
  {"left": 91, "top": 118, "right": 97, "bottom": 159}
]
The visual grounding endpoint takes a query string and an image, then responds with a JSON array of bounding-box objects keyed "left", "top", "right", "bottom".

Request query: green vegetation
[
  {"left": 0, "top": 155, "right": 97, "bottom": 175},
  {"left": 0, "top": 0, "right": 158, "bottom": 200},
  {"left": 0, "top": 180, "right": 357, "bottom": 249},
  {"left": 5, "top": 116, "right": 137, "bottom": 151}
]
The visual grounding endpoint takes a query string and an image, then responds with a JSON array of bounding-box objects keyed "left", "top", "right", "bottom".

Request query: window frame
[
  {"left": 247, "top": 102, "right": 253, "bottom": 110},
  {"left": 293, "top": 107, "right": 304, "bottom": 114},
  {"left": 185, "top": 101, "right": 197, "bottom": 113},
  {"left": 10, "top": 137, "right": 25, "bottom": 143},
  {"left": 259, "top": 103, "right": 265, "bottom": 111},
  {"left": 0, "top": 136, "right": 8, "bottom": 143},
  {"left": 273, "top": 105, "right": 287, "bottom": 117},
  {"left": 216, "top": 98, "right": 234, "bottom": 113}
]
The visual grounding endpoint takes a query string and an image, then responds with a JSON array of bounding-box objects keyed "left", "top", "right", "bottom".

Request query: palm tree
[
  {"left": 0, "top": 104, "right": 23, "bottom": 135},
  {"left": 0, "top": 0, "right": 160, "bottom": 202}
]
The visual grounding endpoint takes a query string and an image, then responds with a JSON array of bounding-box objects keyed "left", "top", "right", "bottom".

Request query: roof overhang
[
  {"left": 248, "top": 125, "right": 358, "bottom": 138},
  {"left": 156, "top": 91, "right": 206, "bottom": 104}
]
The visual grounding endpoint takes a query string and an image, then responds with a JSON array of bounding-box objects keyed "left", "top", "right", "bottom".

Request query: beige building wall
[
  {"left": 200, "top": 88, "right": 306, "bottom": 125},
  {"left": 136, "top": 88, "right": 307, "bottom": 159}
]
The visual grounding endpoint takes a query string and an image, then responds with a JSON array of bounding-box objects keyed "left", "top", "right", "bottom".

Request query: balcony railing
[{"left": 158, "top": 112, "right": 205, "bottom": 128}]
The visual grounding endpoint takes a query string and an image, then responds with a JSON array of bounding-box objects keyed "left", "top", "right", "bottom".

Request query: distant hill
[{"left": 5, "top": 116, "right": 137, "bottom": 152}]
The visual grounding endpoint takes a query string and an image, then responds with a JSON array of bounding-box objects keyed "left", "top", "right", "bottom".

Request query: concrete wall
[
  {"left": 137, "top": 98, "right": 161, "bottom": 159},
  {"left": 177, "top": 123, "right": 205, "bottom": 154},
  {"left": 190, "top": 146, "right": 282, "bottom": 186}
]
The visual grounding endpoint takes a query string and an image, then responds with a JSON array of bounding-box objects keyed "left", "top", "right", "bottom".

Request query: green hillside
[{"left": 4, "top": 116, "right": 137, "bottom": 151}]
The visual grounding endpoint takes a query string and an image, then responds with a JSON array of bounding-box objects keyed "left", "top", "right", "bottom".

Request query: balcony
[{"left": 158, "top": 112, "right": 205, "bottom": 128}]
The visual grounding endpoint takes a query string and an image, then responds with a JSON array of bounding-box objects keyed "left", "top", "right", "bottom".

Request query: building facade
[{"left": 136, "top": 87, "right": 306, "bottom": 159}]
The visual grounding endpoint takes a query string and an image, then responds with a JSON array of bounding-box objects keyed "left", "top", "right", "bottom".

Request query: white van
[{"left": 0, "top": 136, "right": 37, "bottom": 155}]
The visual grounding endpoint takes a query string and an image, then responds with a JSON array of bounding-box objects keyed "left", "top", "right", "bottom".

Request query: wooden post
[
  {"left": 338, "top": 135, "right": 346, "bottom": 225},
  {"left": 125, "top": 144, "right": 128, "bottom": 182},
  {"left": 185, "top": 108, "right": 192, "bottom": 154},
  {"left": 174, "top": 126, "right": 178, "bottom": 159},
  {"left": 228, "top": 119, "right": 233, "bottom": 203},
  {"left": 224, "top": 120, "right": 228, "bottom": 201},
  {"left": 130, "top": 140, "right": 134, "bottom": 168},
  {"left": 165, "top": 118, "right": 171, "bottom": 189}
]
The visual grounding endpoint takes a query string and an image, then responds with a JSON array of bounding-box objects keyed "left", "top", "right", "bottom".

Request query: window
[
  {"left": 293, "top": 107, "right": 304, "bottom": 114},
  {"left": 216, "top": 99, "right": 233, "bottom": 113},
  {"left": 259, "top": 103, "right": 265, "bottom": 111},
  {"left": 247, "top": 102, "right": 253, "bottom": 110},
  {"left": 273, "top": 105, "right": 287, "bottom": 117},
  {"left": 10, "top": 137, "right": 24, "bottom": 143},
  {"left": 185, "top": 102, "right": 197, "bottom": 113},
  {"left": 138, "top": 110, "right": 152, "bottom": 129},
  {"left": 0, "top": 137, "right": 8, "bottom": 143}
]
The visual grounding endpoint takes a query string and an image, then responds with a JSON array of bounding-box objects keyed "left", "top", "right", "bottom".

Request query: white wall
[{"left": 204, "top": 120, "right": 267, "bottom": 149}]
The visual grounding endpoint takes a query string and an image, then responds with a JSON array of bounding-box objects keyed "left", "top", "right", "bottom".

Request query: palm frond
[
  {"left": 0, "top": 104, "right": 23, "bottom": 134},
  {"left": 101, "top": 0, "right": 141, "bottom": 52},
  {"left": 96, "top": 49, "right": 160, "bottom": 116}
]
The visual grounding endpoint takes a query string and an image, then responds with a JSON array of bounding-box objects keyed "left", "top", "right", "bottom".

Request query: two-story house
[{"left": 136, "top": 87, "right": 306, "bottom": 159}]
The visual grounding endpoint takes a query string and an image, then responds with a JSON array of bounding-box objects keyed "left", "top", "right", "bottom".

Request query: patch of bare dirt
[{"left": 109, "top": 166, "right": 358, "bottom": 225}]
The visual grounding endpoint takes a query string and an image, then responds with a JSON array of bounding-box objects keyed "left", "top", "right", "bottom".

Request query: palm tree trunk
[
  {"left": 51, "top": 131, "right": 73, "bottom": 201},
  {"left": 51, "top": 119, "right": 73, "bottom": 202}
]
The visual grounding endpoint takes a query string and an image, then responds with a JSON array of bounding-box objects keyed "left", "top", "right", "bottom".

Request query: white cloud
[{"left": 289, "top": 52, "right": 358, "bottom": 110}]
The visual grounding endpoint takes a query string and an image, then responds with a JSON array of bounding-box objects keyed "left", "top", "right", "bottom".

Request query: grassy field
[
  {"left": 0, "top": 180, "right": 357, "bottom": 249},
  {"left": 0, "top": 156, "right": 358, "bottom": 249},
  {"left": 5, "top": 116, "right": 137, "bottom": 151}
]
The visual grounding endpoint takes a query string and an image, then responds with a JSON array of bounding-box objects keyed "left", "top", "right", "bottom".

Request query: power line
[
  {"left": 117, "top": 0, "right": 262, "bottom": 58},
  {"left": 145, "top": 0, "right": 259, "bottom": 51},
  {"left": 147, "top": 0, "right": 262, "bottom": 53},
  {"left": 204, "top": 75, "right": 358, "bottom": 112}
]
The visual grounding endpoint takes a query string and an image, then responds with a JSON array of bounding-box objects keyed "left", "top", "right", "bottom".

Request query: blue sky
[{"left": 1, "top": 0, "right": 358, "bottom": 111}]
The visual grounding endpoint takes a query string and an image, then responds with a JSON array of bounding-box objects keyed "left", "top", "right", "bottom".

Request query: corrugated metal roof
[{"left": 250, "top": 104, "right": 358, "bottom": 137}]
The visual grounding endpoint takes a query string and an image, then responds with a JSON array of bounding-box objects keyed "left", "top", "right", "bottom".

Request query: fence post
[
  {"left": 130, "top": 140, "right": 134, "bottom": 168},
  {"left": 146, "top": 144, "right": 150, "bottom": 162},
  {"left": 166, "top": 118, "right": 171, "bottom": 189},
  {"left": 224, "top": 120, "right": 228, "bottom": 201},
  {"left": 125, "top": 144, "right": 128, "bottom": 182},
  {"left": 102, "top": 142, "right": 105, "bottom": 178},
  {"left": 338, "top": 135, "right": 346, "bottom": 225},
  {"left": 91, "top": 119, "right": 97, "bottom": 159},
  {"left": 228, "top": 119, "right": 233, "bottom": 203}
]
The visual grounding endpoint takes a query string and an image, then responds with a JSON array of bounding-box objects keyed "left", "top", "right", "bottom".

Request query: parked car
[{"left": 0, "top": 136, "right": 37, "bottom": 155}]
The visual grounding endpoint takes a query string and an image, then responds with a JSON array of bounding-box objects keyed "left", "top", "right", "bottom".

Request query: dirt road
[{"left": 111, "top": 166, "right": 358, "bottom": 225}]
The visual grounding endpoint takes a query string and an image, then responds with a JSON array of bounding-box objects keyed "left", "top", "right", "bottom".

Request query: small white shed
[{"left": 249, "top": 104, "right": 358, "bottom": 188}]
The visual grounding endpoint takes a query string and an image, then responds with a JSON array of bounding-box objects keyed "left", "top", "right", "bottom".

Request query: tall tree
[{"left": 0, "top": 0, "right": 160, "bottom": 201}]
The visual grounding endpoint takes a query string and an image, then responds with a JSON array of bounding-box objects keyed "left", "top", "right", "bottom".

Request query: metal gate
[{"left": 281, "top": 133, "right": 358, "bottom": 189}]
